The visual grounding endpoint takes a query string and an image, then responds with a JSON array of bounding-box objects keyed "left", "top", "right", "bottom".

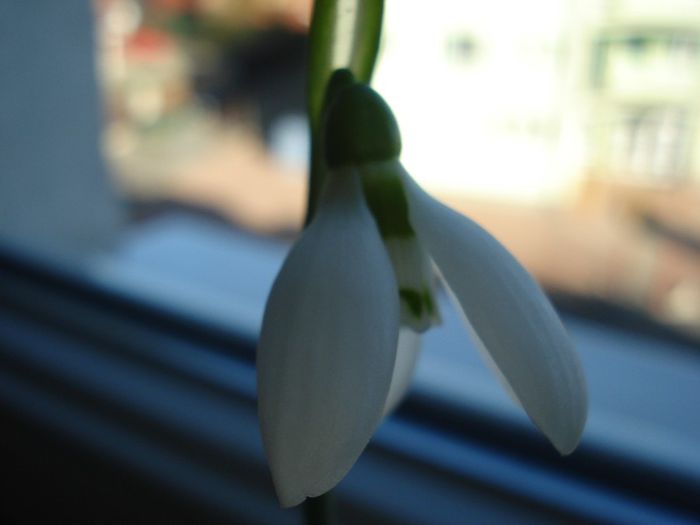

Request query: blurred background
[
  {"left": 97, "top": 0, "right": 700, "bottom": 338},
  {"left": 2, "top": 1, "right": 700, "bottom": 523}
]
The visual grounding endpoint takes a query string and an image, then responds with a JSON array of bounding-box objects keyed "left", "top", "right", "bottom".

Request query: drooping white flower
[{"left": 257, "top": 81, "right": 587, "bottom": 508}]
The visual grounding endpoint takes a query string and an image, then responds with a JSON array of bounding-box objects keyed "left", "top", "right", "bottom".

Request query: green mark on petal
[
  {"left": 355, "top": 161, "right": 441, "bottom": 332},
  {"left": 399, "top": 288, "right": 423, "bottom": 318},
  {"left": 423, "top": 288, "right": 439, "bottom": 319}
]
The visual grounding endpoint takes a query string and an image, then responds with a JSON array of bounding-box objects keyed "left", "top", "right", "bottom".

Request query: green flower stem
[
  {"left": 304, "top": 0, "right": 385, "bottom": 225},
  {"left": 305, "top": 137, "right": 325, "bottom": 226},
  {"left": 303, "top": 492, "right": 336, "bottom": 525},
  {"left": 305, "top": 69, "right": 357, "bottom": 226}
]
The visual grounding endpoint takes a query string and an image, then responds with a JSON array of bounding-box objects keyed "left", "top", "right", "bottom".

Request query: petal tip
[
  {"left": 268, "top": 481, "right": 309, "bottom": 508},
  {"left": 549, "top": 424, "right": 585, "bottom": 456},
  {"left": 541, "top": 387, "right": 588, "bottom": 456},
  {"left": 551, "top": 430, "right": 584, "bottom": 456}
]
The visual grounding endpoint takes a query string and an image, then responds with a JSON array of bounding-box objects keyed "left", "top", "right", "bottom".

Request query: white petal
[
  {"left": 402, "top": 173, "right": 587, "bottom": 454},
  {"left": 383, "top": 328, "right": 422, "bottom": 416},
  {"left": 257, "top": 172, "right": 400, "bottom": 507}
]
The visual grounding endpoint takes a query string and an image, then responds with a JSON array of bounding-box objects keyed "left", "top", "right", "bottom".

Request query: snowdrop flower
[{"left": 257, "top": 81, "right": 587, "bottom": 507}]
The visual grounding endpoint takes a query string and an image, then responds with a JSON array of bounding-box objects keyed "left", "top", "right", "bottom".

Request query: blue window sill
[{"left": 1, "top": 212, "right": 698, "bottom": 524}]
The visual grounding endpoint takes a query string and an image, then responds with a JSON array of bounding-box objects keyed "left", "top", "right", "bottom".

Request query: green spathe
[{"left": 324, "top": 84, "right": 402, "bottom": 168}]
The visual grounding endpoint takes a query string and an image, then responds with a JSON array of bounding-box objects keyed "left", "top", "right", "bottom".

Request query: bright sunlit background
[{"left": 96, "top": 0, "right": 700, "bottom": 338}]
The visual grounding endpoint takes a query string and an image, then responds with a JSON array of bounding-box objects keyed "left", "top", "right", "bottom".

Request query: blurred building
[
  {"left": 376, "top": 0, "right": 700, "bottom": 205},
  {"left": 586, "top": 0, "right": 700, "bottom": 186},
  {"left": 375, "top": 0, "right": 700, "bottom": 332}
]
